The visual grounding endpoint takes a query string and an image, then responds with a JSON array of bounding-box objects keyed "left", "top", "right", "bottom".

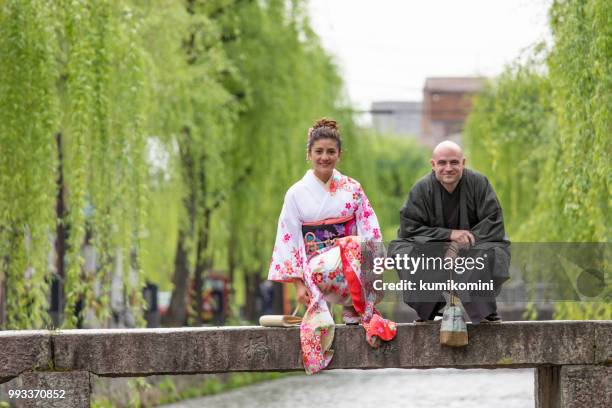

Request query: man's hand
[
  {"left": 449, "top": 229, "right": 475, "bottom": 247},
  {"left": 293, "top": 279, "right": 311, "bottom": 305}
]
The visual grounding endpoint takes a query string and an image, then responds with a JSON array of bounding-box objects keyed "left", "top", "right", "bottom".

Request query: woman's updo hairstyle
[{"left": 307, "top": 118, "right": 342, "bottom": 152}]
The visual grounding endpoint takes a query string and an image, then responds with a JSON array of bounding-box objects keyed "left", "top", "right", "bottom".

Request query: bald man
[{"left": 388, "top": 141, "right": 510, "bottom": 324}]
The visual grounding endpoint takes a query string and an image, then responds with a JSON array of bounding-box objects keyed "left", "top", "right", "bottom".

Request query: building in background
[
  {"left": 371, "top": 101, "right": 422, "bottom": 137},
  {"left": 420, "top": 77, "right": 486, "bottom": 146}
]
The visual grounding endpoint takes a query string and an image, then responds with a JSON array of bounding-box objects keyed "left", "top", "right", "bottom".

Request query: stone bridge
[{"left": 1, "top": 321, "right": 610, "bottom": 407}]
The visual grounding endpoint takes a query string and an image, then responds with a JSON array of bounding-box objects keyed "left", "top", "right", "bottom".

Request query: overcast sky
[{"left": 307, "top": 0, "right": 552, "bottom": 111}]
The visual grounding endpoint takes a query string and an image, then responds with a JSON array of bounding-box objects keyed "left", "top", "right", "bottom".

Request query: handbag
[
  {"left": 440, "top": 253, "right": 469, "bottom": 347},
  {"left": 440, "top": 292, "right": 469, "bottom": 347},
  {"left": 259, "top": 305, "right": 302, "bottom": 327}
]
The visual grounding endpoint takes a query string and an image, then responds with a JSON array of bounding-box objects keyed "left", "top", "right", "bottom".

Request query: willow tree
[
  {"left": 543, "top": 0, "right": 610, "bottom": 243},
  {"left": 153, "top": 0, "right": 245, "bottom": 326},
  {"left": 0, "top": 1, "right": 58, "bottom": 328},
  {"left": 217, "top": 0, "right": 360, "bottom": 319},
  {"left": 60, "top": 0, "right": 153, "bottom": 328},
  {"left": 463, "top": 58, "right": 554, "bottom": 238},
  {"left": 544, "top": 0, "right": 610, "bottom": 319},
  {"left": 463, "top": 0, "right": 610, "bottom": 319},
  {"left": 365, "top": 134, "right": 430, "bottom": 240},
  {"left": 0, "top": 0, "right": 152, "bottom": 328}
]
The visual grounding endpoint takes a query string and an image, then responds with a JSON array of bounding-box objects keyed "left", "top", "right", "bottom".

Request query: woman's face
[{"left": 308, "top": 138, "right": 341, "bottom": 180}]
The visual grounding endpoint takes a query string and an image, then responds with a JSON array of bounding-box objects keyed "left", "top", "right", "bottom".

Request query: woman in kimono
[{"left": 268, "top": 118, "right": 397, "bottom": 374}]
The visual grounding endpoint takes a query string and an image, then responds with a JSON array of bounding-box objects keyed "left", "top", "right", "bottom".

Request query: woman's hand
[{"left": 293, "top": 279, "right": 311, "bottom": 306}]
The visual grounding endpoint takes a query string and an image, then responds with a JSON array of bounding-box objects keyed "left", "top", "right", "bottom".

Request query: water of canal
[{"left": 160, "top": 368, "right": 534, "bottom": 408}]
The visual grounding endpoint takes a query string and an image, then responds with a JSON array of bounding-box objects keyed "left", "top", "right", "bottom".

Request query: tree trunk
[
  {"left": 164, "top": 126, "right": 197, "bottom": 327},
  {"left": 162, "top": 230, "right": 190, "bottom": 326},
  {"left": 0, "top": 275, "right": 6, "bottom": 328},
  {"left": 244, "top": 271, "right": 261, "bottom": 322},
  {"left": 192, "top": 208, "right": 212, "bottom": 325},
  {"left": 53, "top": 132, "right": 68, "bottom": 327},
  {"left": 227, "top": 233, "right": 237, "bottom": 318}
]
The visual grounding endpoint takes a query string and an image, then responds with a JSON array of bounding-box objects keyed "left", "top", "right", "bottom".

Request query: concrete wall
[{"left": 0, "top": 321, "right": 610, "bottom": 407}]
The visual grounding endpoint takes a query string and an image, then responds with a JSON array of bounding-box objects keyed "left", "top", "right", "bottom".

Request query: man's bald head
[
  {"left": 430, "top": 140, "right": 466, "bottom": 192},
  {"left": 432, "top": 140, "right": 464, "bottom": 160}
]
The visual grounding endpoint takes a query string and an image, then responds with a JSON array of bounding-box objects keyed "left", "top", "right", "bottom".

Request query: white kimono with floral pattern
[{"left": 268, "top": 169, "right": 396, "bottom": 374}]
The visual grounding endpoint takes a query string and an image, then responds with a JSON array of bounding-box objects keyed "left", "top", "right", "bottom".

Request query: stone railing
[{"left": 1, "top": 321, "right": 610, "bottom": 407}]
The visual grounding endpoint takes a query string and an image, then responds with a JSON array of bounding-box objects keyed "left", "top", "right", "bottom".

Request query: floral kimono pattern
[{"left": 269, "top": 169, "right": 397, "bottom": 374}]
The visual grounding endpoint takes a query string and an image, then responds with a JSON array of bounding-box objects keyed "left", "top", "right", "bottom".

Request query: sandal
[
  {"left": 481, "top": 313, "right": 502, "bottom": 323},
  {"left": 414, "top": 318, "right": 441, "bottom": 325}
]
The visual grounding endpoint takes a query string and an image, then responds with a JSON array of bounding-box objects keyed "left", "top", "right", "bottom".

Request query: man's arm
[
  {"left": 397, "top": 185, "right": 451, "bottom": 242},
  {"left": 470, "top": 176, "right": 507, "bottom": 243}
]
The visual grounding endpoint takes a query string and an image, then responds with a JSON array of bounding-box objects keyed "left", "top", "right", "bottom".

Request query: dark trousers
[{"left": 417, "top": 299, "right": 498, "bottom": 323}]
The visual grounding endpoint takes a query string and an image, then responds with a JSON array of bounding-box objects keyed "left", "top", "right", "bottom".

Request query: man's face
[{"left": 430, "top": 147, "right": 465, "bottom": 189}]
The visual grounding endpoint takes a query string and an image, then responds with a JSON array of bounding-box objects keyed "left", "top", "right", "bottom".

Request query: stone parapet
[{"left": 0, "top": 321, "right": 609, "bottom": 407}]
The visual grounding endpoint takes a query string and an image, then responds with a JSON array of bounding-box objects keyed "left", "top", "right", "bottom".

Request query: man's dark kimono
[{"left": 388, "top": 169, "right": 510, "bottom": 323}]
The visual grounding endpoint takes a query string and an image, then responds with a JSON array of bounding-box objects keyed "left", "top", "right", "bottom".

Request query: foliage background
[
  {"left": 464, "top": 0, "right": 610, "bottom": 319},
  {"left": 0, "top": 0, "right": 609, "bottom": 328}
]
